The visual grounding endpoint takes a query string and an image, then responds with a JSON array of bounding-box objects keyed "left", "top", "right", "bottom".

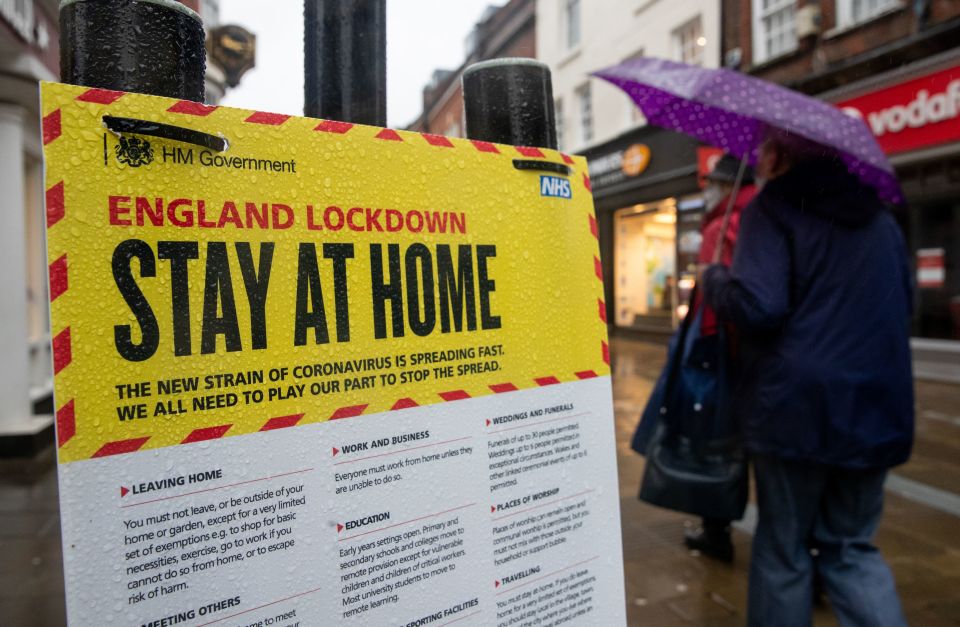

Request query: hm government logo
[
  {"left": 115, "top": 136, "right": 154, "bottom": 167},
  {"left": 103, "top": 132, "right": 297, "bottom": 174}
]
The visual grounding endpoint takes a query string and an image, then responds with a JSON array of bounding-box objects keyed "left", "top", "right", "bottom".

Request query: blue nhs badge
[{"left": 539, "top": 175, "right": 572, "bottom": 199}]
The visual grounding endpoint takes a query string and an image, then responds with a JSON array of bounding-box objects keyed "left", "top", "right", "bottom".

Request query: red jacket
[{"left": 696, "top": 184, "right": 757, "bottom": 335}]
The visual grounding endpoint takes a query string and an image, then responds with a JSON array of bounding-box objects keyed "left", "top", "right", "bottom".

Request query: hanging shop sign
[
  {"left": 41, "top": 82, "right": 625, "bottom": 626},
  {"left": 696, "top": 146, "right": 724, "bottom": 188},
  {"left": 838, "top": 63, "right": 960, "bottom": 155},
  {"left": 589, "top": 143, "right": 651, "bottom": 187}
]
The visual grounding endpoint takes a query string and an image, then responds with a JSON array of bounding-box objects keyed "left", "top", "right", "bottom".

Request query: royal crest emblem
[{"left": 115, "top": 136, "right": 154, "bottom": 167}]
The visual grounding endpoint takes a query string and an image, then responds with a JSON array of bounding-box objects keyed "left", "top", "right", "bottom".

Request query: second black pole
[
  {"left": 462, "top": 58, "right": 557, "bottom": 149},
  {"left": 304, "top": 0, "right": 387, "bottom": 126}
]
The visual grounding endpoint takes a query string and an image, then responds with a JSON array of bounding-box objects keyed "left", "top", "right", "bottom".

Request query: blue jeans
[{"left": 749, "top": 455, "right": 907, "bottom": 627}]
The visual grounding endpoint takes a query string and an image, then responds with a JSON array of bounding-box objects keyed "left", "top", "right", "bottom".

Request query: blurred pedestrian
[
  {"left": 703, "top": 131, "right": 914, "bottom": 627},
  {"left": 683, "top": 154, "right": 756, "bottom": 563}
]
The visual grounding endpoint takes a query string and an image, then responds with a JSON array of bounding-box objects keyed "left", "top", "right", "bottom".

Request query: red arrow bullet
[
  {"left": 485, "top": 419, "right": 491, "bottom": 427},
  {"left": 495, "top": 580, "right": 501, "bottom": 588},
  {"left": 337, "top": 523, "right": 344, "bottom": 533},
  {"left": 491, "top": 505, "right": 496, "bottom": 513},
  {"left": 332, "top": 447, "right": 339, "bottom": 457},
  {"left": 120, "top": 486, "right": 129, "bottom": 497}
]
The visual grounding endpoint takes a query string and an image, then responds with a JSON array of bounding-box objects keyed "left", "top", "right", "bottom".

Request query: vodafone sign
[{"left": 838, "top": 64, "right": 960, "bottom": 155}]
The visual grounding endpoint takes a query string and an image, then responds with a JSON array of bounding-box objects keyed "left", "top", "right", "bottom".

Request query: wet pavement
[
  {"left": 0, "top": 447, "right": 64, "bottom": 626},
  {"left": 612, "top": 337, "right": 960, "bottom": 626},
  {"left": 1, "top": 337, "right": 958, "bottom": 625}
]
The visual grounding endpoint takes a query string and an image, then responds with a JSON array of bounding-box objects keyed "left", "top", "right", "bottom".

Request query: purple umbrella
[{"left": 593, "top": 57, "right": 902, "bottom": 203}]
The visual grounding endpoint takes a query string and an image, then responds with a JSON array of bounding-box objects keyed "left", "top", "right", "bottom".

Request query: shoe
[{"left": 684, "top": 527, "right": 734, "bottom": 563}]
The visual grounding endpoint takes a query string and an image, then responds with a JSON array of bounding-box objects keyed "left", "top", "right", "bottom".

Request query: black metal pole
[
  {"left": 60, "top": 0, "right": 206, "bottom": 101},
  {"left": 304, "top": 0, "right": 387, "bottom": 126},
  {"left": 462, "top": 58, "right": 557, "bottom": 149}
]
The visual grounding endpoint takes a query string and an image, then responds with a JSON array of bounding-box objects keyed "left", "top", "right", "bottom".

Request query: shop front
[
  {"left": 829, "top": 51, "right": 960, "bottom": 381},
  {"left": 0, "top": 0, "right": 59, "bottom": 453},
  {"left": 583, "top": 125, "right": 703, "bottom": 336}
]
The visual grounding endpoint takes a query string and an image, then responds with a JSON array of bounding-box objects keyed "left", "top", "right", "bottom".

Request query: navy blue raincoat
[{"left": 703, "top": 159, "right": 914, "bottom": 469}]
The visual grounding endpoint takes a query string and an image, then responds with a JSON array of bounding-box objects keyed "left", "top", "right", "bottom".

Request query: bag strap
[{"left": 660, "top": 285, "right": 700, "bottom": 419}]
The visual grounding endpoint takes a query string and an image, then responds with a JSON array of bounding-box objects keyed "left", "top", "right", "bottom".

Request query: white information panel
[{"left": 60, "top": 380, "right": 624, "bottom": 626}]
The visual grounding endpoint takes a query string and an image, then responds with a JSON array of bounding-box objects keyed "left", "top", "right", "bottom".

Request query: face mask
[{"left": 703, "top": 184, "right": 725, "bottom": 210}]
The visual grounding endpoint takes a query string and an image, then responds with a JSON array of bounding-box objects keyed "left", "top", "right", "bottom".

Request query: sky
[{"left": 219, "top": 1, "right": 498, "bottom": 128}]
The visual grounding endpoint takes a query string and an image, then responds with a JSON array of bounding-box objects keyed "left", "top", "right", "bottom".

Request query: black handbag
[{"left": 637, "top": 290, "right": 748, "bottom": 521}]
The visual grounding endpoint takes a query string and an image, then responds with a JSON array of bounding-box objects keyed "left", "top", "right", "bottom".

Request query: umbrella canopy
[{"left": 593, "top": 57, "right": 902, "bottom": 203}]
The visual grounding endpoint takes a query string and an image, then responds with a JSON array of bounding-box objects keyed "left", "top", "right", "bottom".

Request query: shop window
[
  {"left": 674, "top": 17, "right": 705, "bottom": 67},
  {"left": 752, "top": 0, "right": 797, "bottom": 64},
  {"left": 898, "top": 199, "right": 960, "bottom": 340},
  {"left": 614, "top": 202, "right": 678, "bottom": 330},
  {"left": 836, "top": 0, "right": 901, "bottom": 28},
  {"left": 577, "top": 83, "right": 593, "bottom": 145},
  {"left": 676, "top": 196, "right": 707, "bottom": 319},
  {"left": 563, "top": 0, "right": 581, "bottom": 50}
]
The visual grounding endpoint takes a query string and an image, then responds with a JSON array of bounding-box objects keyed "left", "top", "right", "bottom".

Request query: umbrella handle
[{"left": 710, "top": 155, "right": 750, "bottom": 265}]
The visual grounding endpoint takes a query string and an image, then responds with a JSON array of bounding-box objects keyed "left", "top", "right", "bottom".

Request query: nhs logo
[{"left": 540, "top": 175, "right": 572, "bottom": 199}]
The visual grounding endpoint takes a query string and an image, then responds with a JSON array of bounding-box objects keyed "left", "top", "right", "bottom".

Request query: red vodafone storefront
[
  {"left": 838, "top": 64, "right": 960, "bottom": 155},
  {"left": 829, "top": 54, "right": 960, "bottom": 381}
]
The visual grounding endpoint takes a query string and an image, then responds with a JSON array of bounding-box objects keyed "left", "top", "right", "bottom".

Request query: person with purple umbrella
[
  {"left": 701, "top": 130, "right": 913, "bottom": 627},
  {"left": 596, "top": 57, "right": 914, "bottom": 626}
]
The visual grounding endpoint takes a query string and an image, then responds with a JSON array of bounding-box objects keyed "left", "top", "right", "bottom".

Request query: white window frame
[
  {"left": 562, "top": 0, "right": 582, "bottom": 50},
  {"left": 835, "top": 0, "right": 902, "bottom": 29},
  {"left": 752, "top": 0, "right": 798, "bottom": 65},
  {"left": 576, "top": 83, "right": 593, "bottom": 145},
  {"left": 622, "top": 49, "right": 646, "bottom": 125},
  {"left": 673, "top": 16, "right": 705, "bottom": 67}
]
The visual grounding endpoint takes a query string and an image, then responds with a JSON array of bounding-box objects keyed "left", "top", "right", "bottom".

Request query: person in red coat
[{"left": 684, "top": 154, "right": 756, "bottom": 561}]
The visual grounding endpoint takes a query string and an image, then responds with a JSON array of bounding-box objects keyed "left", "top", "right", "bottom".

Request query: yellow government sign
[{"left": 41, "top": 82, "right": 609, "bottom": 464}]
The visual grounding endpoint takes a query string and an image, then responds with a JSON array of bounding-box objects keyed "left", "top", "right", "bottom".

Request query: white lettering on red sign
[
  {"left": 837, "top": 65, "right": 960, "bottom": 154},
  {"left": 842, "top": 81, "right": 960, "bottom": 136}
]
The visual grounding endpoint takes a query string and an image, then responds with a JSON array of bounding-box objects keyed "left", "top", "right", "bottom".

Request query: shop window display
[{"left": 614, "top": 201, "right": 678, "bottom": 330}]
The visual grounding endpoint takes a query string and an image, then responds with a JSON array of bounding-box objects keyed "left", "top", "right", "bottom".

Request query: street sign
[{"left": 41, "top": 82, "right": 625, "bottom": 625}]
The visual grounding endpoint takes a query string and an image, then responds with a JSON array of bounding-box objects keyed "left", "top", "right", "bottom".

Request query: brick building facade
[
  {"left": 408, "top": 0, "right": 535, "bottom": 136},
  {"left": 722, "top": 0, "right": 960, "bottom": 380}
]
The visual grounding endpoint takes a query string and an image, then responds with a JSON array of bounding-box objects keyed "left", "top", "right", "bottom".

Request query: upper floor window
[
  {"left": 564, "top": 0, "right": 581, "bottom": 49},
  {"left": 577, "top": 83, "right": 593, "bottom": 145},
  {"left": 753, "top": 0, "right": 797, "bottom": 64},
  {"left": 623, "top": 48, "right": 647, "bottom": 124},
  {"left": 837, "top": 0, "right": 901, "bottom": 28},
  {"left": 674, "top": 17, "right": 705, "bottom": 66}
]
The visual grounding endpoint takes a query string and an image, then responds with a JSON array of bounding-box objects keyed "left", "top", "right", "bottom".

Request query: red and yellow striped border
[{"left": 43, "top": 85, "right": 610, "bottom": 459}]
